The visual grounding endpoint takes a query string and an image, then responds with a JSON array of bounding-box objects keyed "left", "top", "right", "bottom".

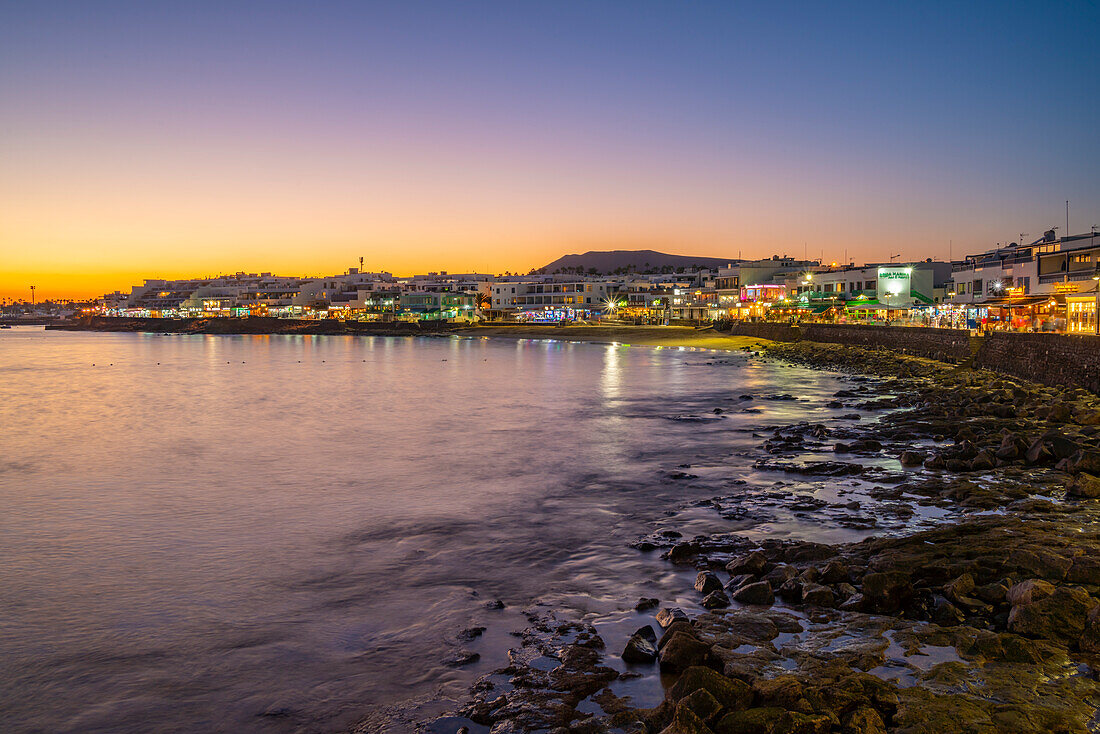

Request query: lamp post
[{"left": 30, "top": 285, "right": 36, "bottom": 309}]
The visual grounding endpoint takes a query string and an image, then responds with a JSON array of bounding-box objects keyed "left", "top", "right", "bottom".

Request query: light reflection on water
[{"left": 0, "top": 328, "right": 851, "bottom": 733}]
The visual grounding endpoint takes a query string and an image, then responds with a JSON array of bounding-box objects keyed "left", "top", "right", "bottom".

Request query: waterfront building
[
  {"left": 488, "top": 275, "right": 622, "bottom": 321},
  {"left": 715, "top": 257, "right": 819, "bottom": 319},
  {"left": 947, "top": 230, "right": 1100, "bottom": 331}
]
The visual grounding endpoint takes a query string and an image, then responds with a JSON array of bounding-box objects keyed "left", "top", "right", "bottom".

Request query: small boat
[{"left": 0, "top": 325, "right": 11, "bottom": 329}]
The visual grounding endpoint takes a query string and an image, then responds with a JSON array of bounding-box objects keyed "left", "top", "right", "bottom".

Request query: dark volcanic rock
[
  {"left": 701, "top": 590, "right": 730, "bottom": 609},
  {"left": 725, "top": 550, "right": 768, "bottom": 576},
  {"left": 658, "top": 631, "right": 715, "bottom": 673},
  {"left": 622, "top": 627, "right": 659, "bottom": 664},
  {"left": 861, "top": 572, "right": 914, "bottom": 613},
  {"left": 731, "top": 581, "right": 774, "bottom": 606}
]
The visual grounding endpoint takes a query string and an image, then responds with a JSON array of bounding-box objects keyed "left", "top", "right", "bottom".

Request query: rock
[
  {"left": 669, "top": 666, "right": 754, "bottom": 711},
  {"left": 636, "top": 597, "right": 660, "bottom": 611},
  {"left": 721, "top": 611, "right": 779, "bottom": 641},
  {"left": 659, "top": 703, "right": 715, "bottom": 734},
  {"left": 702, "top": 590, "right": 730, "bottom": 609},
  {"left": 942, "top": 573, "right": 975, "bottom": 604},
  {"left": 899, "top": 450, "right": 925, "bottom": 467},
  {"left": 695, "top": 571, "right": 724, "bottom": 594},
  {"left": 752, "top": 675, "right": 804, "bottom": 708},
  {"left": 679, "top": 689, "right": 723, "bottom": 726},
  {"left": 1067, "top": 472, "right": 1100, "bottom": 498},
  {"left": 932, "top": 596, "right": 965, "bottom": 626},
  {"left": 969, "top": 451, "right": 995, "bottom": 471},
  {"left": 923, "top": 454, "right": 945, "bottom": 470},
  {"left": 657, "top": 607, "right": 690, "bottom": 628},
  {"left": 861, "top": 571, "right": 913, "bottom": 613},
  {"left": 660, "top": 620, "right": 696, "bottom": 649},
  {"left": 1006, "top": 579, "right": 1056, "bottom": 606},
  {"left": 838, "top": 593, "right": 864, "bottom": 611},
  {"left": 1081, "top": 606, "right": 1100, "bottom": 653},
  {"left": 725, "top": 573, "right": 757, "bottom": 591},
  {"left": 995, "top": 434, "right": 1020, "bottom": 460},
  {"left": 1007, "top": 549, "right": 1072, "bottom": 580},
  {"left": 841, "top": 706, "right": 887, "bottom": 734},
  {"left": 659, "top": 631, "right": 716, "bottom": 673},
  {"left": 763, "top": 564, "right": 798, "bottom": 588},
  {"left": 731, "top": 581, "right": 774, "bottom": 606},
  {"left": 714, "top": 707, "right": 787, "bottom": 734},
  {"left": 1066, "top": 449, "right": 1100, "bottom": 473},
  {"left": 1008, "top": 586, "right": 1099, "bottom": 643},
  {"left": 670, "top": 542, "right": 700, "bottom": 564},
  {"left": 777, "top": 577, "right": 804, "bottom": 602},
  {"left": 1067, "top": 555, "right": 1100, "bottom": 585},
  {"left": 443, "top": 650, "right": 480, "bottom": 667},
  {"left": 1024, "top": 437, "right": 1052, "bottom": 464},
  {"left": 622, "top": 629, "right": 659, "bottom": 664},
  {"left": 800, "top": 583, "right": 836, "bottom": 608},
  {"left": 725, "top": 550, "right": 768, "bottom": 576},
  {"left": 457, "top": 626, "right": 486, "bottom": 641},
  {"left": 973, "top": 582, "right": 1009, "bottom": 605},
  {"left": 820, "top": 560, "right": 849, "bottom": 584}
]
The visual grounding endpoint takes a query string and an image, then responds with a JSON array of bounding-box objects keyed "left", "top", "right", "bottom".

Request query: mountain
[{"left": 537, "top": 249, "right": 738, "bottom": 275}]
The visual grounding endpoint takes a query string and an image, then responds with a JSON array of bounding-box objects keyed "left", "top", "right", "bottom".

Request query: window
[{"left": 1074, "top": 254, "right": 1092, "bottom": 264}]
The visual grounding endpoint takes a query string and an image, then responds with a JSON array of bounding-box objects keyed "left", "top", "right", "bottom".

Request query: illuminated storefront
[{"left": 1067, "top": 296, "right": 1097, "bottom": 333}]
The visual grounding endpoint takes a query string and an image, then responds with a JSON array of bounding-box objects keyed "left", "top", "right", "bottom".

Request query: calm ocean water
[{"left": 0, "top": 327, "right": 851, "bottom": 733}]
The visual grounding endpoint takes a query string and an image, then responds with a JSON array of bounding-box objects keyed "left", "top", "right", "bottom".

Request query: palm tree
[{"left": 475, "top": 292, "right": 492, "bottom": 319}]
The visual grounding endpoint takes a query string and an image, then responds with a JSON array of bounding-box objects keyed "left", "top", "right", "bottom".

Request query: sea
[{"left": 1, "top": 326, "right": 877, "bottom": 732}]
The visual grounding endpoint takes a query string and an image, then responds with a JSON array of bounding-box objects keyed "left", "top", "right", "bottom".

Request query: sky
[{"left": 1, "top": 1, "right": 1098, "bottom": 300}]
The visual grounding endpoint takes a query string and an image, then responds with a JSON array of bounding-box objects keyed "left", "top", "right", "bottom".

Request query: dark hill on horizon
[{"left": 538, "top": 249, "right": 738, "bottom": 275}]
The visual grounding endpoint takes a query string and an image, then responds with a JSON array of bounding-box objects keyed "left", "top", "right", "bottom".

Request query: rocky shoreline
[{"left": 442, "top": 341, "right": 1100, "bottom": 734}]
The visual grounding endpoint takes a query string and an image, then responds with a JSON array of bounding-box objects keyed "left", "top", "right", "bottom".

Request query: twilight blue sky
[{"left": 1, "top": 1, "right": 1098, "bottom": 296}]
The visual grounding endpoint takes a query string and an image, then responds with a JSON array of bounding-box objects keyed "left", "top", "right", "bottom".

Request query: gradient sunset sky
[{"left": 2, "top": 1, "right": 1098, "bottom": 300}]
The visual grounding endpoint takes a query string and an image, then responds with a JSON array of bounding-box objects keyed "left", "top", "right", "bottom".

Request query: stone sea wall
[
  {"left": 975, "top": 332, "right": 1100, "bottom": 394},
  {"left": 801, "top": 324, "right": 973, "bottom": 364},
  {"left": 722, "top": 322, "right": 972, "bottom": 363}
]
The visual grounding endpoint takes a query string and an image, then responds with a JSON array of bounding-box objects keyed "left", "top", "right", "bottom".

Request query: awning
[{"left": 975, "top": 295, "right": 1063, "bottom": 308}]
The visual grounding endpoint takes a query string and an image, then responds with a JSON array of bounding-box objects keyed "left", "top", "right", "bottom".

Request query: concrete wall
[
  {"left": 801, "top": 325, "right": 972, "bottom": 364},
  {"left": 974, "top": 332, "right": 1100, "bottom": 393}
]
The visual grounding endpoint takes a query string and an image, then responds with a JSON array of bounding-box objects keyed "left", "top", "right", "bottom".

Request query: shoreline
[
  {"left": 46, "top": 316, "right": 773, "bottom": 351},
  {"left": 447, "top": 340, "right": 1100, "bottom": 734}
]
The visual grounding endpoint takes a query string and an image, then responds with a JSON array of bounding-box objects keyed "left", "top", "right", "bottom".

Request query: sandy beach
[{"left": 468, "top": 324, "right": 769, "bottom": 351}]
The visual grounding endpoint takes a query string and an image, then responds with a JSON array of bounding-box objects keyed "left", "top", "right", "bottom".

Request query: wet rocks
[
  {"left": 702, "top": 590, "right": 730, "bottom": 610},
  {"left": 1008, "top": 586, "right": 1099, "bottom": 643},
  {"left": 658, "top": 607, "right": 691, "bottom": 628},
  {"left": 800, "top": 583, "right": 835, "bottom": 608},
  {"left": 695, "top": 571, "right": 724, "bottom": 595},
  {"left": 1067, "top": 472, "right": 1100, "bottom": 498},
  {"left": 622, "top": 625, "right": 658, "bottom": 664},
  {"left": 659, "top": 630, "right": 718, "bottom": 674},
  {"left": 669, "top": 666, "right": 753, "bottom": 712},
  {"left": 860, "top": 571, "right": 914, "bottom": 613},
  {"left": 725, "top": 550, "right": 768, "bottom": 576},
  {"left": 899, "top": 450, "right": 926, "bottom": 466},
  {"left": 444, "top": 650, "right": 481, "bottom": 667},
  {"left": 730, "top": 581, "right": 774, "bottom": 606}
]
